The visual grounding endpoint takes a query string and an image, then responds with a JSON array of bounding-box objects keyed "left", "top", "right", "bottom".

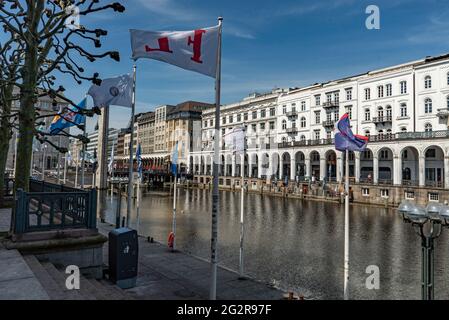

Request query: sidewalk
[
  {"left": 0, "top": 207, "right": 284, "bottom": 300},
  {"left": 0, "top": 209, "right": 49, "bottom": 299},
  {"left": 99, "top": 222, "right": 284, "bottom": 300}
]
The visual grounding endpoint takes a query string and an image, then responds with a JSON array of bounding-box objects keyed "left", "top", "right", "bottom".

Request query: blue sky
[{"left": 13, "top": 0, "right": 449, "bottom": 131}]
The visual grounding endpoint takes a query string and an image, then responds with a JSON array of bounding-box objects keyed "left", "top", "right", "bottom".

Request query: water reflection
[{"left": 103, "top": 188, "right": 449, "bottom": 300}]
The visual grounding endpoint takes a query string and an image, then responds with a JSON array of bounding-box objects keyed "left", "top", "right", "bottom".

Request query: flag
[
  {"left": 130, "top": 25, "right": 220, "bottom": 78},
  {"left": 108, "top": 143, "right": 115, "bottom": 174},
  {"left": 335, "top": 113, "right": 368, "bottom": 152},
  {"left": 49, "top": 98, "right": 86, "bottom": 135},
  {"left": 136, "top": 143, "right": 142, "bottom": 179},
  {"left": 87, "top": 74, "right": 133, "bottom": 108},
  {"left": 171, "top": 142, "right": 178, "bottom": 175},
  {"left": 224, "top": 126, "right": 245, "bottom": 154}
]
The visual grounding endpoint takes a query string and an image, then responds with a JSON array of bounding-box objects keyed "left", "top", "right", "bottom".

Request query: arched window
[
  {"left": 425, "top": 76, "right": 432, "bottom": 89},
  {"left": 425, "top": 123, "right": 432, "bottom": 132},
  {"left": 282, "top": 120, "right": 287, "bottom": 130},
  {"left": 364, "top": 108, "right": 370, "bottom": 121},
  {"left": 282, "top": 137, "right": 287, "bottom": 143},
  {"left": 300, "top": 135, "right": 306, "bottom": 141},
  {"left": 386, "top": 105, "right": 392, "bottom": 118},
  {"left": 400, "top": 103, "right": 407, "bottom": 117},
  {"left": 300, "top": 117, "right": 306, "bottom": 128},
  {"left": 401, "top": 127, "right": 407, "bottom": 132},
  {"left": 365, "top": 130, "right": 370, "bottom": 136},
  {"left": 377, "top": 106, "right": 384, "bottom": 118},
  {"left": 425, "top": 98, "right": 433, "bottom": 114}
]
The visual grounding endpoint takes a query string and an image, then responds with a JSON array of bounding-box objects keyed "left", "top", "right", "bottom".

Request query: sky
[{"left": 7, "top": 0, "right": 449, "bottom": 132}]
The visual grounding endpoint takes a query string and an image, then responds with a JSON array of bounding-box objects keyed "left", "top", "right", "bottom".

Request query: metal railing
[
  {"left": 372, "top": 116, "right": 392, "bottom": 123},
  {"left": 322, "top": 120, "right": 336, "bottom": 127},
  {"left": 322, "top": 101, "right": 340, "bottom": 108},
  {"left": 14, "top": 179, "right": 97, "bottom": 234},
  {"left": 286, "top": 111, "right": 298, "bottom": 117}
]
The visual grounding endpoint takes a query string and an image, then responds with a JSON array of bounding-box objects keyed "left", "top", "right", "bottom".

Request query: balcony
[
  {"left": 286, "top": 110, "right": 298, "bottom": 117},
  {"left": 286, "top": 127, "right": 298, "bottom": 134},
  {"left": 322, "top": 101, "right": 340, "bottom": 108},
  {"left": 322, "top": 120, "right": 335, "bottom": 128},
  {"left": 437, "top": 108, "right": 449, "bottom": 118},
  {"left": 372, "top": 116, "right": 392, "bottom": 124}
]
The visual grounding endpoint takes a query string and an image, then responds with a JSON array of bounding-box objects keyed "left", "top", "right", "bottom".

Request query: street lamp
[{"left": 397, "top": 200, "right": 449, "bottom": 300}]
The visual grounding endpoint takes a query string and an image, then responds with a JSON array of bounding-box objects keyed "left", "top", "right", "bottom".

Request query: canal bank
[{"left": 186, "top": 175, "right": 449, "bottom": 207}]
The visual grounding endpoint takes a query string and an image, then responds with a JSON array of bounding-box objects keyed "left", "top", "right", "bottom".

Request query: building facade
[{"left": 190, "top": 53, "right": 449, "bottom": 205}]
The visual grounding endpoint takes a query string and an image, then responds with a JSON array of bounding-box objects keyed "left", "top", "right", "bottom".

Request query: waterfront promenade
[{"left": 0, "top": 208, "right": 285, "bottom": 300}]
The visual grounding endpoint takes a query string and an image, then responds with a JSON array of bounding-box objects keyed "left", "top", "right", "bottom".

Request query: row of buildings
[
  {"left": 69, "top": 52, "right": 449, "bottom": 204},
  {"left": 189, "top": 53, "right": 449, "bottom": 205}
]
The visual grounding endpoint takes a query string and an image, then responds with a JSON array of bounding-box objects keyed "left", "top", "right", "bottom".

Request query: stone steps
[{"left": 24, "top": 254, "right": 133, "bottom": 300}]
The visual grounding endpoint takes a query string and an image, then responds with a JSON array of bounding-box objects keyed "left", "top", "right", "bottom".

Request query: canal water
[{"left": 102, "top": 188, "right": 449, "bottom": 300}]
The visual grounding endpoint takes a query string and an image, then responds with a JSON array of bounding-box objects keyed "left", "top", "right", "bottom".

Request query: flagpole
[
  {"left": 75, "top": 155, "right": 79, "bottom": 187},
  {"left": 210, "top": 16, "right": 223, "bottom": 301},
  {"left": 63, "top": 152, "right": 67, "bottom": 184},
  {"left": 81, "top": 116, "right": 87, "bottom": 189},
  {"left": 172, "top": 168, "right": 177, "bottom": 252},
  {"left": 239, "top": 130, "right": 245, "bottom": 279},
  {"left": 126, "top": 64, "right": 137, "bottom": 228},
  {"left": 343, "top": 149, "right": 350, "bottom": 300},
  {"left": 57, "top": 135, "right": 61, "bottom": 184}
]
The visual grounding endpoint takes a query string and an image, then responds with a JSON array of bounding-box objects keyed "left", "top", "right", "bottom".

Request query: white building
[{"left": 190, "top": 53, "right": 449, "bottom": 198}]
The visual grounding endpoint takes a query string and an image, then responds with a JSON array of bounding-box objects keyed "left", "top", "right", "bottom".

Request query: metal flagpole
[
  {"left": 41, "top": 145, "right": 46, "bottom": 181},
  {"left": 136, "top": 178, "right": 141, "bottom": 234},
  {"left": 239, "top": 128, "right": 245, "bottom": 279},
  {"left": 210, "top": 16, "right": 223, "bottom": 301},
  {"left": 126, "top": 64, "right": 137, "bottom": 227},
  {"left": 343, "top": 149, "right": 350, "bottom": 300},
  {"left": 63, "top": 152, "right": 67, "bottom": 184},
  {"left": 57, "top": 135, "right": 61, "bottom": 184},
  {"left": 172, "top": 170, "right": 177, "bottom": 252},
  {"left": 81, "top": 117, "right": 87, "bottom": 189},
  {"left": 75, "top": 155, "right": 79, "bottom": 187}
]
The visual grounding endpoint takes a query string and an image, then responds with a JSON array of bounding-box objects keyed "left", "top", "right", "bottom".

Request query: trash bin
[{"left": 108, "top": 227, "right": 138, "bottom": 289}]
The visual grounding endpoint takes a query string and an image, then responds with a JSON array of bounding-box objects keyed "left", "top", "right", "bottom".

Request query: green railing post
[{"left": 14, "top": 189, "right": 26, "bottom": 234}]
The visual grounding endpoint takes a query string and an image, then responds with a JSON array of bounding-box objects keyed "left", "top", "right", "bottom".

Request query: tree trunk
[
  {"left": 0, "top": 85, "right": 14, "bottom": 205},
  {"left": 14, "top": 0, "right": 43, "bottom": 192}
]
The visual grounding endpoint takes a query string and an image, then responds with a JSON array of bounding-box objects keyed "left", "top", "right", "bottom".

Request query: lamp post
[{"left": 398, "top": 201, "right": 449, "bottom": 300}]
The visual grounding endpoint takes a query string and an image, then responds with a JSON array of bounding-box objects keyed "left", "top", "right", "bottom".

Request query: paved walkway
[
  {"left": 0, "top": 209, "right": 49, "bottom": 300},
  {"left": 99, "top": 222, "right": 284, "bottom": 300},
  {"left": 0, "top": 207, "right": 284, "bottom": 300}
]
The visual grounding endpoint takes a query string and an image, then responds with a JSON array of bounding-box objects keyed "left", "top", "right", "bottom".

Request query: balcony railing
[
  {"left": 372, "top": 116, "right": 392, "bottom": 124},
  {"left": 322, "top": 101, "right": 340, "bottom": 108},
  {"left": 286, "top": 127, "right": 298, "bottom": 134},
  {"left": 286, "top": 110, "right": 298, "bottom": 117},
  {"left": 249, "top": 130, "right": 449, "bottom": 150},
  {"left": 436, "top": 108, "right": 449, "bottom": 118},
  {"left": 322, "top": 120, "right": 336, "bottom": 127}
]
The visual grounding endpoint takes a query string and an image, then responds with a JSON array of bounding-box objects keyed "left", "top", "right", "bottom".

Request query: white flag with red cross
[{"left": 130, "top": 25, "right": 220, "bottom": 78}]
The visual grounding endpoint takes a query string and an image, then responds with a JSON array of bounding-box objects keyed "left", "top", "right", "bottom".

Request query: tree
[
  {"left": 0, "top": 25, "right": 22, "bottom": 204},
  {"left": 0, "top": 0, "right": 125, "bottom": 191}
]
